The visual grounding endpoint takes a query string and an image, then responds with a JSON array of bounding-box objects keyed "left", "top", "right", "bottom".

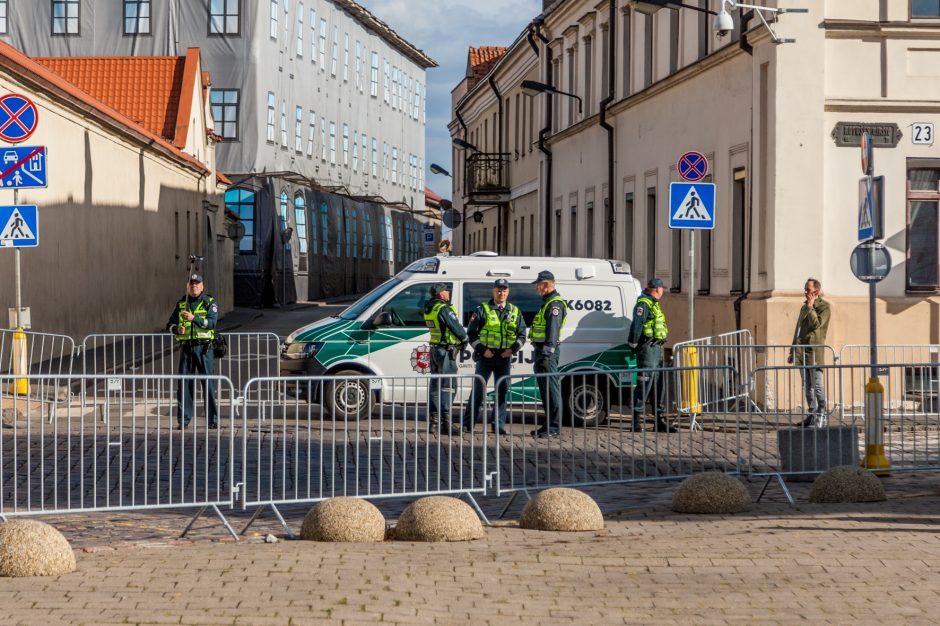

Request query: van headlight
[{"left": 282, "top": 341, "right": 325, "bottom": 359}]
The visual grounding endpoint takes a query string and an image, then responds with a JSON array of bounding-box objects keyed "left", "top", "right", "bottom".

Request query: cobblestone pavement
[{"left": 0, "top": 473, "right": 938, "bottom": 624}]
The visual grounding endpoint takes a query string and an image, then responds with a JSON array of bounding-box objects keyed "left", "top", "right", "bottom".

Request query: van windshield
[{"left": 337, "top": 278, "right": 403, "bottom": 320}]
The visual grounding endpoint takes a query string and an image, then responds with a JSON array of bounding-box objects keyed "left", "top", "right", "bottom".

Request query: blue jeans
[
  {"left": 427, "top": 346, "right": 457, "bottom": 423},
  {"left": 801, "top": 367, "right": 826, "bottom": 419},
  {"left": 177, "top": 343, "right": 218, "bottom": 426},
  {"left": 466, "top": 355, "right": 512, "bottom": 430}
]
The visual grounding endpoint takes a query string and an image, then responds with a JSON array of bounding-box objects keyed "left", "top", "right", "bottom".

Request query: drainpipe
[
  {"left": 488, "top": 75, "right": 504, "bottom": 255},
  {"left": 456, "top": 108, "right": 469, "bottom": 253},
  {"left": 599, "top": 0, "right": 616, "bottom": 259},
  {"left": 734, "top": 13, "right": 756, "bottom": 331},
  {"left": 533, "top": 18, "right": 554, "bottom": 256},
  {"left": 526, "top": 24, "right": 539, "bottom": 57}
]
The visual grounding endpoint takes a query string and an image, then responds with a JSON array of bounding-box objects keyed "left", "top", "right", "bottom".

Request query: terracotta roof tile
[
  {"left": 468, "top": 46, "right": 507, "bottom": 81},
  {"left": 33, "top": 56, "right": 186, "bottom": 143},
  {"left": 424, "top": 186, "right": 443, "bottom": 204}
]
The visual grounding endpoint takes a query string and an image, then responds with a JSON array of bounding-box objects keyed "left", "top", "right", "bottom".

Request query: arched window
[
  {"left": 294, "top": 193, "right": 307, "bottom": 254},
  {"left": 225, "top": 187, "right": 255, "bottom": 253},
  {"left": 320, "top": 202, "right": 329, "bottom": 255}
]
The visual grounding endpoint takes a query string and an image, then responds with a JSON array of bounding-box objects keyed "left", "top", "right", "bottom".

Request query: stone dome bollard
[
  {"left": 519, "top": 488, "right": 604, "bottom": 531},
  {"left": 300, "top": 497, "right": 386, "bottom": 542},
  {"left": 0, "top": 520, "right": 76, "bottom": 577},
  {"left": 671, "top": 472, "right": 752, "bottom": 514},
  {"left": 809, "top": 465, "right": 886, "bottom": 504},
  {"left": 394, "top": 496, "right": 484, "bottom": 542}
]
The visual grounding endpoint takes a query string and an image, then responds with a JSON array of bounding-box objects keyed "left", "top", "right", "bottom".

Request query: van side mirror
[{"left": 371, "top": 311, "right": 392, "bottom": 327}]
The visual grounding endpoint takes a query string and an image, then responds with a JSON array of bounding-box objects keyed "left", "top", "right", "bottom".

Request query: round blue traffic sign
[
  {"left": 677, "top": 151, "right": 708, "bottom": 182},
  {"left": 0, "top": 94, "right": 39, "bottom": 144}
]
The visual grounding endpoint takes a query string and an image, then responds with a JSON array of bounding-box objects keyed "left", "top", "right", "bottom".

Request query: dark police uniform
[
  {"left": 530, "top": 271, "right": 568, "bottom": 438},
  {"left": 166, "top": 274, "right": 219, "bottom": 428},
  {"left": 465, "top": 279, "right": 527, "bottom": 434},
  {"left": 627, "top": 278, "right": 675, "bottom": 433},
  {"left": 422, "top": 283, "right": 467, "bottom": 433}
]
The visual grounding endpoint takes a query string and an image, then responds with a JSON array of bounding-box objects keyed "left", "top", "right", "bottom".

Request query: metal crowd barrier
[
  {"left": 237, "top": 373, "right": 491, "bottom": 534},
  {"left": 0, "top": 374, "right": 238, "bottom": 536},
  {"left": 0, "top": 328, "right": 76, "bottom": 377},
  {"left": 493, "top": 366, "right": 742, "bottom": 498},
  {"left": 745, "top": 362, "right": 940, "bottom": 502},
  {"left": 839, "top": 345, "right": 940, "bottom": 418}
]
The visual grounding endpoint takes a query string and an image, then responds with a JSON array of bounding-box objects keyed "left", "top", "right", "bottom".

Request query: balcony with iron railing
[{"left": 465, "top": 152, "right": 511, "bottom": 205}]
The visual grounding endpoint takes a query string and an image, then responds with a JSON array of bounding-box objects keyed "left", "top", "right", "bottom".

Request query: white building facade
[{"left": 451, "top": 0, "right": 940, "bottom": 349}]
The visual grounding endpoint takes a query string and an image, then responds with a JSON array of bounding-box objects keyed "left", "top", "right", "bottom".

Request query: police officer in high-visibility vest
[
  {"left": 423, "top": 282, "right": 468, "bottom": 435},
  {"left": 166, "top": 273, "right": 219, "bottom": 429},
  {"left": 628, "top": 277, "right": 676, "bottom": 433},
  {"left": 530, "top": 271, "right": 568, "bottom": 439},
  {"left": 465, "top": 278, "right": 527, "bottom": 435}
]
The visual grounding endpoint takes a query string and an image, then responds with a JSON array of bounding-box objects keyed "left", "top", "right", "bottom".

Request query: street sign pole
[
  {"left": 688, "top": 230, "right": 694, "bottom": 339},
  {"left": 13, "top": 187, "right": 19, "bottom": 329}
]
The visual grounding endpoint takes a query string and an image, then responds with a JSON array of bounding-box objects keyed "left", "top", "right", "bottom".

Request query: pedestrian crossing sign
[
  {"left": 0, "top": 205, "right": 38, "bottom": 247},
  {"left": 669, "top": 182, "right": 715, "bottom": 230}
]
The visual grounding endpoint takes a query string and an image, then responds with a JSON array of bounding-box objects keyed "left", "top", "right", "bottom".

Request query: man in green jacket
[{"left": 788, "top": 278, "right": 831, "bottom": 428}]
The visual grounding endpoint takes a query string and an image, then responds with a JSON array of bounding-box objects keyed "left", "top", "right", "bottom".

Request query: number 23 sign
[{"left": 912, "top": 122, "right": 934, "bottom": 146}]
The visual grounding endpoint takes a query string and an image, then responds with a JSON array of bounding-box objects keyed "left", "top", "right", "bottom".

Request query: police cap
[
  {"left": 531, "top": 270, "right": 555, "bottom": 284},
  {"left": 647, "top": 277, "right": 665, "bottom": 289},
  {"left": 493, "top": 278, "right": 510, "bottom": 289},
  {"left": 189, "top": 274, "right": 204, "bottom": 283},
  {"left": 430, "top": 282, "right": 450, "bottom": 295}
]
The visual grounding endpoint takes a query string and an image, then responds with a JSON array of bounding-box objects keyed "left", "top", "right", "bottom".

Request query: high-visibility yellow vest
[
  {"left": 637, "top": 294, "right": 668, "bottom": 341},
  {"left": 423, "top": 301, "right": 461, "bottom": 346},
  {"left": 530, "top": 294, "right": 567, "bottom": 343},
  {"left": 175, "top": 296, "right": 216, "bottom": 342},
  {"left": 479, "top": 302, "right": 520, "bottom": 350}
]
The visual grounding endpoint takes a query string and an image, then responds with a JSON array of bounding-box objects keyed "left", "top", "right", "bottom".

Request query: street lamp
[
  {"left": 453, "top": 138, "right": 479, "bottom": 152},
  {"left": 429, "top": 163, "right": 451, "bottom": 177},
  {"left": 521, "top": 79, "right": 582, "bottom": 114}
]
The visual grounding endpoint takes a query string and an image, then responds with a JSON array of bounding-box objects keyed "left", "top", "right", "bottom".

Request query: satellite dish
[{"left": 442, "top": 208, "right": 462, "bottom": 229}]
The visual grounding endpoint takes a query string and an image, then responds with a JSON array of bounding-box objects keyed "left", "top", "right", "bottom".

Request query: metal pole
[
  {"left": 868, "top": 280, "right": 877, "bottom": 377},
  {"left": 13, "top": 187, "right": 20, "bottom": 329},
  {"left": 688, "top": 229, "right": 694, "bottom": 340}
]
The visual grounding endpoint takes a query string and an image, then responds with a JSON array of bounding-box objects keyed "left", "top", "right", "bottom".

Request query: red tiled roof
[
  {"left": 468, "top": 46, "right": 507, "bottom": 81},
  {"left": 34, "top": 51, "right": 199, "bottom": 148},
  {"left": 0, "top": 40, "right": 208, "bottom": 175},
  {"left": 217, "top": 172, "right": 233, "bottom": 186},
  {"left": 425, "top": 186, "right": 443, "bottom": 204}
]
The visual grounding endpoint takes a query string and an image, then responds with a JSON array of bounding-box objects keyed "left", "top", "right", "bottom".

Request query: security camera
[{"left": 714, "top": 7, "right": 734, "bottom": 38}]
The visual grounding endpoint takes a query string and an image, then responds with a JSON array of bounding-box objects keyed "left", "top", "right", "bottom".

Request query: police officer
[
  {"left": 465, "top": 279, "right": 527, "bottom": 435},
  {"left": 529, "top": 271, "right": 568, "bottom": 439},
  {"left": 166, "top": 273, "right": 219, "bottom": 429},
  {"left": 422, "top": 282, "right": 468, "bottom": 434},
  {"left": 628, "top": 277, "right": 676, "bottom": 433}
]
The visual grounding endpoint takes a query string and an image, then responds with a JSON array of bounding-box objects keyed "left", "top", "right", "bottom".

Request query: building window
[
  {"left": 646, "top": 187, "right": 656, "bottom": 284},
  {"left": 586, "top": 201, "right": 595, "bottom": 257},
  {"left": 600, "top": 25, "right": 609, "bottom": 101},
  {"left": 306, "top": 111, "right": 316, "bottom": 156},
  {"left": 731, "top": 168, "right": 747, "bottom": 292},
  {"left": 362, "top": 135, "right": 368, "bottom": 173},
  {"left": 342, "top": 123, "right": 349, "bottom": 166},
  {"left": 345, "top": 208, "right": 356, "bottom": 257},
  {"left": 330, "top": 25, "right": 338, "bottom": 76},
  {"left": 124, "top": 0, "right": 150, "bottom": 35},
  {"left": 567, "top": 48, "right": 576, "bottom": 124},
  {"left": 370, "top": 51, "right": 379, "bottom": 96},
  {"left": 698, "top": 0, "right": 709, "bottom": 59},
  {"left": 343, "top": 32, "right": 349, "bottom": 81},
  {"left": 623, "top": 192, "right": 634, "bottom": 264},
  {"left": 296, "top": 2, "right": 303, "bottom": 56},
  {"left": 318, "top": 19, "right": 327, "bottom": 67},
  {"left": 0, "top": 0, "right": 8, "bottom": 35},
  {"left": 320, "top": 202, "right": 329, "bottom": 255},
  {"left": 309, "top": 8, "right": 316, "bottom": 61},
  {"left": 265, "top": 92, "right": 275, "bottom": 142},
  {"left": 414, "top": 82, "right": 421, "bottom": 120},
  {"left": 907, "top": 161, "right": 940, "bottom": 290},
  {"left": 570, "top": 202, "right": 578, "bottom": 256},
  {"left": 621, "top": 9, "right": 632, "bottom": 97},
  {"left": 279, "top": 190, "right": 289, "bottom": 242},
  {"left": 52, "top": 0, "right": 80, "bottom": 35},
  {"left": 583, "top": 36, "right": 593, "bottom": 115},
  {"left": 671, "top": 226, "right": 682, "bottom": 292},
  {"left": 371, "top": 138, "right": 378, "bottom": 176},
  {"left": 329, "top": 122, "right": 336, "bottom": 164},
  {"left": 210, "top": 89, "right": 239, "bottom": 141},
  {"left": 352, "top": 131, "right": 359, "bottom": 171},
  {"left": 209, "top": 0, "right": 240, "bottom": 35},
  {"left": 382, "top": 143, "right": 389, "bottom": 180},
  {"left": 294, "top": 106, "right": 303, "bottom": 152},
  {"left": 225, "top": 188, "right": 255, "bottom": 253},
  {"left": 355, "top": 41, "right": 362, "bottom": 91},
  {"left": 384, "top": 60, "right": 390, "bottom": 103},
  {"left": 644, "top": 13, "right": 654, "bottom": 88},
  {"left": 669, "top": 9, "right": 680, "bottom": 74},
  {"left": 913, "top": 0, "right": 940, "bottom": 17},
  {"left": 392, "top": 147, "right": 398, "bottom": 184},
  {"left": 280, "top": 100, "right": 288, "bottom": 147},
  {"left": 269, "top": 0, "right": 278, "bottom": 39},
  {"left": 320, "top": 117, "right": 327, "bottom": 160},
  {"left": 294, "top": 194, "right": 308, "bottom": 255},
  {"left": 362, "top": 212, "right": 373, "bottom": 258}
]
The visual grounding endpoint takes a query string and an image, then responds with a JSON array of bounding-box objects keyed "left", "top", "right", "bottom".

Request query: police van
[{"left": 280, "top": 254, "right": 643, "bottom": 425}]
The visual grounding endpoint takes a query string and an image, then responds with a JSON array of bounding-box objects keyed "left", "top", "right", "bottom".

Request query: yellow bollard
[
  {"left": 861, "top": 375, "right": 890, "bottom": 471},
  {"left": 9, "top": 326, "right": 29, "bottom": 395},
  {"left": 681, "top": 346, "right": 702, "bottom": 415}
]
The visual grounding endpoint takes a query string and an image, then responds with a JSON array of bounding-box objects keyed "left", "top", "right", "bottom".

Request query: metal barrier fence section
[
  {"left": 747, "top": 363, "right": 940, "bottom": 480},
  {"left": 239, "top": 374, "right": 491, "bottom": 517},
  {"left": 495, "top": 367, "right": 742, "bottom": 495},
  {"left": 0, "top": 328, "right": 75, "bottom": 376},
  {"left": 0, "top": 375, "right": 237, "bottom": 525}
]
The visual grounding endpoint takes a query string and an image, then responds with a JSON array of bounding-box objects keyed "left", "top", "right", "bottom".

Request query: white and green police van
[{"left": 280, "top": 254, "right": 643, "bottom": 425}]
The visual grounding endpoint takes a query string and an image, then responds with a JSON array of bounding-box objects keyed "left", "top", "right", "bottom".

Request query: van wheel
[
  {"left": 324, "top": 370, "right": 371, "bottom": 420},
  {"left": 563, "top": 374, "right": 609, "bottom": 427}
]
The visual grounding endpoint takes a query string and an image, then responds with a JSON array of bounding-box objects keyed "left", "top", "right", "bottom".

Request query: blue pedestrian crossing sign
[
  {"left": 0, "top": 205, "right": 38, "bottom": 248},
  {"left": 0, "top": 146, "right": 47, "bottom": 189},
  {"left": 669, "top": 182, "right": 715, "bottom": 230}
]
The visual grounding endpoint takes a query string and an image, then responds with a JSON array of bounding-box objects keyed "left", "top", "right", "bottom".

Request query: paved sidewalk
[{"left": 2, "top": 473, "right": 940, "bottom": 624}]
